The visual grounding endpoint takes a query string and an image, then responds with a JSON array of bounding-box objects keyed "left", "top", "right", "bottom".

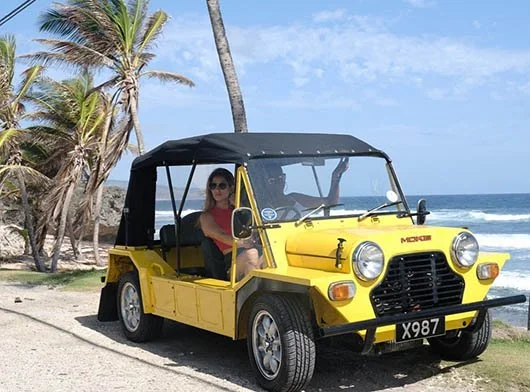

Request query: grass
[
  {"left": 0, "top": 269, "right": 106, "bottom": 291},
  {"left": 462, "top": 339, "right": 530, "bottom": 391}
]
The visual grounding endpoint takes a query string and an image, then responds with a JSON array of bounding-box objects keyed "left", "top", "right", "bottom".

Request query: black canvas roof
[
  {"left": 131, "top": 132, "right": 385, "bottom": 170},
  {"left": 116, "top": 132, "right": 387, "bottom": 246}
]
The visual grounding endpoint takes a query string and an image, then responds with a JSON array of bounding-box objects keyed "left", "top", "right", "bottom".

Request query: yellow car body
[{"left": 97, "top": 133, "right": 525, "bottom": 392}]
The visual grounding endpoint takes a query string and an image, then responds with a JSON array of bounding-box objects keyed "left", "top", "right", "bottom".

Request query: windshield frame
[{"left": 246, "top": 154, "right": 411, "bottom": 223}]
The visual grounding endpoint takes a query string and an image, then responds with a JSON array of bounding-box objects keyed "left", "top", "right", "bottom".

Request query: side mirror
[
  {"left": 232, "top": 207, "right": 254, "bottom": 239},
  {"left": 416, "top": 199, "right": 429, "bottom": 225}
]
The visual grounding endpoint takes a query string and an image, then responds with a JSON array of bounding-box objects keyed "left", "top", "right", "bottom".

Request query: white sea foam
[
  {"left": 476, "top": 233, "right": 530, "bottom": 251},
  {"left": 155, "top": 209, "right": 199, "bottom": 217},
  {"left": 493, "top": 270, "right": 530, "bottom": 291},
  {"left": 430, "top": 209, "right": 530, "bottom": 223},
  {"left": 329, "top": 208, "right": 366, "bottom": 216}
]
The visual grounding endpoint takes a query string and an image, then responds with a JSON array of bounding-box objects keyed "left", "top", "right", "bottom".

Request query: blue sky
[{"left": 2, "top": 0, "right": 530, "bottom": 195}]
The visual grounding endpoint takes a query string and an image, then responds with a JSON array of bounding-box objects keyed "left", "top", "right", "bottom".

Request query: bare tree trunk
[
  {"left": 206, "top": 0, "right": 248, "bottom": 133},
  {"left": 50, "top": 181, "right": 76, "bottom": 272},
  {"left": 92, "top": 184, "right": 105, "bottom": 266},
  {"left": 128, "top": 91, "right": 145, "bottom": 154},
  {"left": 16, "top": 172, "right": 46, "bottom": 272},
  {"left": 92, "top": 105, "right": 113, "bottom": 266},
  {"left": 67, "top": 212, "right": 82, "bottom": 260}
]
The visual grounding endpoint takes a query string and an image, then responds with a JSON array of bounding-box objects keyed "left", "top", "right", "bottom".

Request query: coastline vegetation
[{"left": 0, "top": 0, "right": 193, "bottom": 272}]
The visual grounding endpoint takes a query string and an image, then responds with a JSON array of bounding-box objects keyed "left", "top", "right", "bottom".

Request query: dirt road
[{"left": 0, "top": 281, "right": 484, "bottom": 392}]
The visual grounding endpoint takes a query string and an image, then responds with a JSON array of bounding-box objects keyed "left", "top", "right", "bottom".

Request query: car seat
[{"left": 159, "top": 211, "right": 227, "bottom": 279}]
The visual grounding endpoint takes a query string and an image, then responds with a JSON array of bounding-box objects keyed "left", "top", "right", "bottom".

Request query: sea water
[{"left": 155, "top": 193, "right": 530, "bottom": 327}]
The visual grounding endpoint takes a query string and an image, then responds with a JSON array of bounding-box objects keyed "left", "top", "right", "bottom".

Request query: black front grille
[{"left": 370, "top": 252, "right": 464, "bottom": 317}]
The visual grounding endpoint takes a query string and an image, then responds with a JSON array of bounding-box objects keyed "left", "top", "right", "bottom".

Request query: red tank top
[{"left": 209, "top": 206, "right": 233, "bottom": 252}]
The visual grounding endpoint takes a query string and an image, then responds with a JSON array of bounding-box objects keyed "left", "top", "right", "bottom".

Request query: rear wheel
[
  {"left": 247, "top": 295, "right": 315, "bottom": 392},
  {"left": 428, "top": 310, "right": 491, "bottom": 360},
  {"left": 117, "top": 271, "right": 163, "bottom": 342}
]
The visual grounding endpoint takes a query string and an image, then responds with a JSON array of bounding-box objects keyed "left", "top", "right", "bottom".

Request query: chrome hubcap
[
  {"left": 120, "top": 282, "right": 140, "bottom": 332},
  {"left": 252, "top": 310, "right": 281, "bottom": 380}
]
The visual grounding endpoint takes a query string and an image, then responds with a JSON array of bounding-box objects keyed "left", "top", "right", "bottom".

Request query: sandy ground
[
  {"left": 0, "top": 236, "right": 110, "bottom": 271},
  {"left": 0, "top": 278, "right": 492, "bottom": 392}
]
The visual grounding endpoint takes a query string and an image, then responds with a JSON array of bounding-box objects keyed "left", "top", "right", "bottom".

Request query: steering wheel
[{"left": 274, "top": 205, "right": 301, "bottom": 220}]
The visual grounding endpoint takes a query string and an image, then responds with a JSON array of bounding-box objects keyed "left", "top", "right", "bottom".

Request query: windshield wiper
[
  {"left": 358, "top": 201, "right": 401, "bottom": 222},
  {"left": 295, "top": 203, "right": 344, "bottom": 226}
]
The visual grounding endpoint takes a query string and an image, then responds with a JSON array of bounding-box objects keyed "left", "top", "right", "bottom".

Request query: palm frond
[
  {"left": 27, "top": 39, "right": 114, "bottom": 68},
  {"left": 137, "top": 9, "right": 167, "bottom": 55},
  {"left": 0, "top": 35, "right": 16, "bottom": 107},
  {"left": 13, "top": 65, "right": 44, "bottom": 107},
  {"left": 0, "top": 128, "right": 20, "bottom": 147},
  {"left": 139, "top": 70, "right": 195, "bottom": 87},
  {"left": 0, "top": 164, "right": 51, "bottom": 186},
  {"left": 0, "top": 35, "right": 15, "bottom": 83}
]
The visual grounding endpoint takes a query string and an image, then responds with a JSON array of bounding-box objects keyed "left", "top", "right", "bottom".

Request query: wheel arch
[
  {"left": 235, "top": 278, "right": 314, "bottom": 340},
  {"left": 97, "top": 253, "right": 136, "bottom": 322}
]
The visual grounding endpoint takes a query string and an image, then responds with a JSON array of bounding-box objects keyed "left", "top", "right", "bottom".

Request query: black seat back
[
  {"left": 159, "top": 211, "right": 227, "bottom": 279},
  {"left": 159, "top": 211, "right": 204, "bottom": 250}
]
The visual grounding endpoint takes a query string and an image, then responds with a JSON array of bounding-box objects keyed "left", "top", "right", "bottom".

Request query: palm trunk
[
  {"left": 92, "top": 105, "right": 113, "bottom": 266},
  {"left": 16, "top": 172, "right": 46, "bottom": 272},
  {"left": 67, "top": 212, "right": 82, "bottom": 260},
  {"left": 128, "top": 92, "right": 145, "bottom": 154},
  {"left": 50, "top": 181, "right": 76, "bottom": 272},
  {"left": 206, "top": 0, "right": 248, "bottom": 133},
  {"left": 92, "top": 184, "right": 104, "bottom": 266}
]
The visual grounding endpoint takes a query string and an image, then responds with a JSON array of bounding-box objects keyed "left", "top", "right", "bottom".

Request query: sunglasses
[
  {"left": 267, "top": 174, "right": 286, "bottom": 185},
  {"left": 209, "top": 182, "right": 229, "bottom": 190}
]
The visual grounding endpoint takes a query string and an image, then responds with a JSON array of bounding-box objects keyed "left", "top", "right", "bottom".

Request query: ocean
[{"left": 155, "top": 193, "right": 530, "bottom": 327}]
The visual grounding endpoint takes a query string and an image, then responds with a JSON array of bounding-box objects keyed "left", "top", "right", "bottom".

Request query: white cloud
[
  {"left": 518, "top": 81, "right": 530, "bottom": 95},
  {"left": 293, "top": 77, "right": 309, "bottom": 87},
  {"left": 403, "top": 0, "right": 436, "bottom": 8},
  {"left": 267, "top": 90, "right": 361, "bottom": 110},
  {"left": 313, "top": 9, "right": 347, "bottom": 23},
  {"left": 159, "top": 13, "right": 530, "bottom": 101}
]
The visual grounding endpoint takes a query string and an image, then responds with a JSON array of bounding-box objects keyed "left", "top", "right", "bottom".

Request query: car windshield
[{"left": 247, "top": 156, "right": 405, "bottom": 223}]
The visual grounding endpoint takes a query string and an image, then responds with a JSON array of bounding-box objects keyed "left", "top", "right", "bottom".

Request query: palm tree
[
  {"left": 0, "top": 35, "right": 47, "bottom": 272},
  {"left": 78, "top": 96, "right": 130, "bottom": 266},
  {"left": 27, "top": 0, "right": 194, "bottom": 154},
  {"left": 30, "top": 73, "right": 106, "bottom": 272},
  {"left": 206, "top": 0, "right": 247, "bottom": 133}
]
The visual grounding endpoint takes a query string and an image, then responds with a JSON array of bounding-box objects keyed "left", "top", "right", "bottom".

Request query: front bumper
[{"left": 320, "top": 294, "right": 527, "bottom": 338}]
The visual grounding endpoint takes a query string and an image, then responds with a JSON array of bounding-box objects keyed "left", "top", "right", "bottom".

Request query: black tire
[
  {"left": 428, "top": 310, "right": 492, "bottom": 360},
  {"left": 117, "top": 271, "right": 163, "bottom": 342},
  {"left": 247, "top": 295, "right": 316, "bottom": 392}
]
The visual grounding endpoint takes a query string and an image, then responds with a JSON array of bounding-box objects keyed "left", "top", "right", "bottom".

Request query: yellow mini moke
[{"left": 98, "top": 132, "right": 526, "bottom": 392}]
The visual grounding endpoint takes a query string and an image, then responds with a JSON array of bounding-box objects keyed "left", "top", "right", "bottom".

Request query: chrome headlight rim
[
  {"left": 352, "top": 241, "right": 384, "bottom": 281},
  {"left": 451, "top": 232, "right": 479, "bottom": 268}
]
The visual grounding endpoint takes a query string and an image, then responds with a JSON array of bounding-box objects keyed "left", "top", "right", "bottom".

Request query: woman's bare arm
[{"left": 199, "top": 212, "right": 233, "bottom": 246}]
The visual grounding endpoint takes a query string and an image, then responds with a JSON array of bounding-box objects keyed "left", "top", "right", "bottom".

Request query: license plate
[{"left": 396, "top": 316, "right": 445, "bottom": 342}]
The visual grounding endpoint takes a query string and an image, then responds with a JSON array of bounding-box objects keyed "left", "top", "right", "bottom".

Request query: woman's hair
[{"left": 203, "top": 168, "right": 235, "bottom": 210}]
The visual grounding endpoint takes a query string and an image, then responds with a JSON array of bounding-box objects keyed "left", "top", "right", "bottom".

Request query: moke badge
[
  {"left": 400, "top": 235, "right": 432, "bottom": 244},
  {"left": 261, "top": 208, "right": 277, "bottom": 221}
]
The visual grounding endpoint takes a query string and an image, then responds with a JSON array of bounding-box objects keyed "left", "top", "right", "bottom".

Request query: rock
[
  {"left": 99, "top": 185, "right": 126, "bottom": 227},
  {"left": 0, "top": 224, "right": 25, "bottom": 259},
  {"left": 0, "top": 184, "right": 126, "bottom": 252}
]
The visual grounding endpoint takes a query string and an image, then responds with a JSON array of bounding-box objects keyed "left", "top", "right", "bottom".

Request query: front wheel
[
  {"left": 247, "top": 295, "right": 316, "bottom": 392},
  {"left": 428, "top": 310, "right": 491, "bottom": 360},
  {"left": 117, "top": 271, "right": 163, "bottom": 342}
]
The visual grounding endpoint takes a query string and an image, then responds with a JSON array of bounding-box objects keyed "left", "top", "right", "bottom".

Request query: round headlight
[
  {"left": 451, "top": 232, "right": 479, "bottom": 268},
  {"left": 353, "top": 242, "right": 384, "bottom": 281}
]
